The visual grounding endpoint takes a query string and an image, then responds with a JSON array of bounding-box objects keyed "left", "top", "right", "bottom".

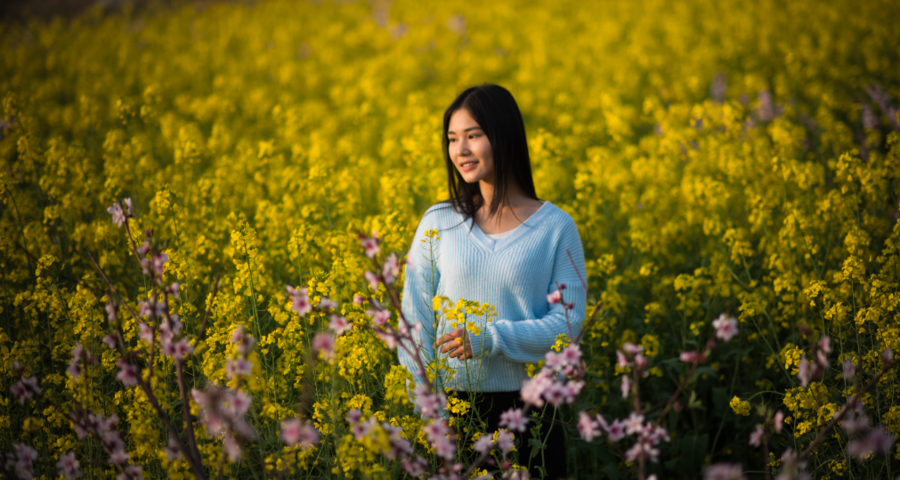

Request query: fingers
[
  {"left": 434, "top": 329, "right": 472, "bottom": 359},
  {"left": 439, "top": 337, "right": 464, "bottom": 355}
]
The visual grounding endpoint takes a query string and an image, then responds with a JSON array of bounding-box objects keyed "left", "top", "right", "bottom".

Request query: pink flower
[
  {"left": 375, "top": 329, "right": 398, "bottom": 350},
  {"left": 286, "top": 286, "right": 312, "bottom": 316},
  {"left": 620, "top": 375, "right": 631, "bottom": 399},
  {"left": 423, "top": 421, "right": 455, "bottom": 460},
  {"left": 105, "top": 303, "right": 117, "bottom": 322},
  {"left": 884, "top": 348, "right": 894, "bottom": 366},
  {"left": 847, "top": 426, "right": 894, "bottom": 459},
  {"left": 546, "top": 290, "right": 562, "bottom": 304},
  {"left": 403, "top": 456, "right": 427, "bottom": 477},
  {"left": 383, "top": 252, "right": 400, "bottom": 284},
  {"left": 578, "top": 411, "right": 601, "bottom": 442},
  {"left": 773, "top": 410, "right": 784, "bottom": 433},
  {"left": 606, "top": 420, "right": 626, "bottom": 442},
  {"left": 616, "top": 350, "right": 628, "bottom": 368},
  {"left": 816, "top": 350, "right": 829, "bottom": 368},
  {"left": 312, "top": 333, "right": 335, "bottom": 360},
  {"left": 108, "top": 448, "right": 129, "bottom": 465},
  {"left": 116, "top": 465, "right": 143, "bottom": 480},
  {"left": 564, "top": 380, "right": 584, "bottom": 404},
  {"left": 281, "top": 418, "right": 319, "bottom": 448},
  {"left": 544, "top": 382, "right": 567, "bottom": 407},
  {"left": 545, "top": 351, "right": 565, "bottom": 372},
  {"left": 163, "top": 435, "right": 182, "bottom": 462},
  {"left": 351, "top": 416, "right": 377, "bottom": 440},
  {"left": 680, "top": 350, "right": 699, "bottom": 363},
  {"left": 798, "top": 357, "right": 812, "bottom": 387},
  {"left": 561, "top": 345, "right": 582, "bottom": 366},
  {"left": 499, "top": 408, "right": 528, "bottom": 432},
  {"left": 712, "top": 313, "right": 739, "bottom": 342},
  {"left": 624, "top": 412, "right": 645, "bottom": 435},
  {"left": 230, "top": 325, "right": 245, "bottom": 344},
  {"left": 367, "top": 308, "right": 391, "bottom": 326},
  {"left": 622, "top": 343, "right": 643, "bottom": 356},
  {"left": 122, "top": 198, "right": 133, "bottom": 215},
  {"left": 12, "top": 443, "right": 39, "bottom": 480},
  {"left": 56, "top": 451, "right": 82, "bottom": 480},
  {"left": 414, "top": 385, "right": 446, "bottom": 419},
  {"left": 633, "top": 353, "right": 648, "bottom": 370},
  {"left": 107, "top": 202, "right": 126, "bottom": 227},
  {"left": 749, "top": 424, "right": 764, "bottom": 447},
  {"left": 167, "top": 338, "right": 194, "bottom": 362},
  {"left": 152, "top": 253, "right": 168, "bottom": 278},
  {"left": 67, "top": 358, "right": 83, "bottom": 380},
  {"left": 625, "top": 439, "right": 659, "bottom": 463},
  {"left": 168, "top": 282, "right": 180, "bottom": 299},
  {"left": 474, "top": 435, "right": 494, "bottom": 453},
  {"left": 223, "top": 434, "right": 241, "bottom": 463},
  {"left": 346, "top": 409, "right": 362, "bottom": 425},
  {"left": 318, "top": 297, "right": 337, "bottom": 310},
  {"left": 10, "top": 377, "right": 40, "bottom": 405},
  {"left": 229, "top": 327, "right": 256, "bottom": 355},
  {"left": 818, "top": 335, "right": 831, "bottom": 354},
  {"left": 329, "top": 315, "right": 351, "bottom": 336},
  {"left": 648, "top": 424, "right": 670, "bottom": 444},
  {"left": 842, "top": 359, "right": 855, "bottom": 380},
  {"left": 353, "top": 295, "right": 366, "bottom": 306},
  {"left": 364, "top": 271, "right": 380, "bottom": 290},
  {"left": 116, "top": 359, "right": 139, "bottom": 387},
  {"left": 703, "top": 463, "right": 746, "bottom": 480},
  {"left": 102, "top": 334, "right": 118, "bottom": 350},
  {"left": 839, "top": 405, "right": 871, "bottom": 435},
  {"left": 496, "top": 430, "right": 515, "bottom": 455},
  {"left": 359, "top": 235, "right": 381, "bottom": 259},
  {"left": 520, "top": 370, "right": 552, "bottom": 407},
  {"left": 138, "top": 323, "right": 154, "bottom": 344}
]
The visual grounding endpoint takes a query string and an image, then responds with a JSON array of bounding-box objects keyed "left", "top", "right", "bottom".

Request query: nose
[{"left": 457, "top": 138, "right": 471, "bottom": 155}]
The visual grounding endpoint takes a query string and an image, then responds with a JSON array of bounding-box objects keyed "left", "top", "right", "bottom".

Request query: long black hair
[{"left": 442, "top": 84, "right": 539, "bottom": 222}]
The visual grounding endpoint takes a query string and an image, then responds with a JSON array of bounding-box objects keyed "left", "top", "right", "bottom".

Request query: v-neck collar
[{"left": 462, "top": 201, "right": 553, "bottom": 254}]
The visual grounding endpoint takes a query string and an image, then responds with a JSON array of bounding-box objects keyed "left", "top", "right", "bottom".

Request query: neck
[{"left": 479, "top": 177, "right": 528, "bottom": 217}]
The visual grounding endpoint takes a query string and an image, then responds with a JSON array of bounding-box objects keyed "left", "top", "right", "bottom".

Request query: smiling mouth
[{"left": 460, "top": 160, "right": 478, "bottom": 168}]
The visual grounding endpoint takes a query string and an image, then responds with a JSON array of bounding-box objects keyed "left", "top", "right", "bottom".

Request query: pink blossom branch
[
  {"left": 799, "top": 358, "right": 898, "bottom": 460},
  {"left": 86, "top": 251, "right": 207, "bottom": 480},
  {"left": 649, "top": 338, "right": 715, "bottom": 426}
]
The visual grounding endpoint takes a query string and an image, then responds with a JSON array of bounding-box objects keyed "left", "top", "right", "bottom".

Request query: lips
[{"left": 459, "top": 160, "right": 478, "bottom": 172}]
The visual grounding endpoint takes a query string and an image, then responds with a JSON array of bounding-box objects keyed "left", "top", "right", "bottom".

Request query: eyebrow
[{"left": 447, "top": 126, "right": 483, "bottom": 135}]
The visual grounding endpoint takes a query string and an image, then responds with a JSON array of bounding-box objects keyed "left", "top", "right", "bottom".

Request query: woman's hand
[{"left": 435, "top": 328, "right": 474, "bottom": 360}]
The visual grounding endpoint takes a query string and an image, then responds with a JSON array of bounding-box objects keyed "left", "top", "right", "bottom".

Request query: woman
[{"left": 398, "top": 84, "right": 586, "bottom": 479}]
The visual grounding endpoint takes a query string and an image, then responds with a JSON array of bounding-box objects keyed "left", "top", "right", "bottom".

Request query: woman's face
[{"left": 447, "top": 108, "right": 495, "bottom": 184}]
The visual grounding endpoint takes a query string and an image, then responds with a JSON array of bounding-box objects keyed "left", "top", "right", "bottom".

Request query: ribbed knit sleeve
[
  {"left": 397, "top": 207, "right": 443, "bottom": 392},
  {"left": 482, "top": 216, "right": 587, "bottom": 363}
]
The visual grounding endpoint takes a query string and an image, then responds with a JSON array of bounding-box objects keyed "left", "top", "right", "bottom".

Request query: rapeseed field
[{"left": 1, "top": 0, "right": 899, "bottom": 478}]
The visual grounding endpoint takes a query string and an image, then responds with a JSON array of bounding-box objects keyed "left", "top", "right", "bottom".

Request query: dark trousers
[{"left": 454, "top": 390, "right": 568, "bottom": 480}]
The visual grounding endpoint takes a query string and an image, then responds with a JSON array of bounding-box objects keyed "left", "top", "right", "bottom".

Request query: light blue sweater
[{"left": 398, "top": 201, "right": 587, "bottom": 395}]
